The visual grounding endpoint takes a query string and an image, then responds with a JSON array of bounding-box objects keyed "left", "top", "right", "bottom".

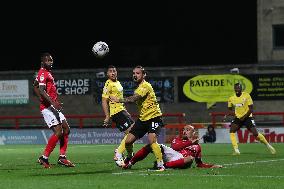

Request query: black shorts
[
  {"left": 231, "top": 117, "right": 256, "bottom": 129},
  {"left": 111, "top": 110, "right": 134, "bottom": 132},
  {"left": 130, "top": 116, "right": 164, "bottom": 139}
]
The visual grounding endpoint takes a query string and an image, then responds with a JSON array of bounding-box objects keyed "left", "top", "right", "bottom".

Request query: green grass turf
[{"left": 0, "top": 143, "right": 283, "bottom": 189}]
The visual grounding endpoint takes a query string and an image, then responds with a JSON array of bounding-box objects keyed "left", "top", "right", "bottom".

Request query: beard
[
  {"left": 133, "top": 75, "right": 138, "bottom": 82},
  {"left": 182, "top": 135, "right": 188, "bottom": 140},
  {"left": 43, "top": 64, "right": 52, "bottom": 70}
]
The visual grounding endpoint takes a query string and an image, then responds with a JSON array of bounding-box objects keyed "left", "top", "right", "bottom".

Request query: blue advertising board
[{"left": 0, "top": 128, "right": 165, "bottom": 145}]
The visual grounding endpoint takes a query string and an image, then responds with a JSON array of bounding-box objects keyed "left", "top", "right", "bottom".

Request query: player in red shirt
[
  {"left": 33, "top": 52, "right": 75, "bottom": 168},
  {"left": 123, "top": 125, "right": 222, "bottom": 169}
]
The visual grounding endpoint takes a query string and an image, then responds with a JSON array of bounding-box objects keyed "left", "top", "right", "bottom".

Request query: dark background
[{"left": 1, "top": 1, "right": 257, "bottom": 71}]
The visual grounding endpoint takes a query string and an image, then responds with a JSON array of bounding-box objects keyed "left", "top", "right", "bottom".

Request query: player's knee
[
  {"left": 125, "top": 138, "right": 134, "bottom": 146},
  {"left": 144, "top": 144, "right": 152, "bottom": 152},
  {"left": 54, "top": 130, "right": 63, "bottom": 138},
  {"left": 52, "top": 125, "right": 63, "bottom": 137},
  {"left": 63, "top": 127, "right": 70, "bottom": 135},
  {"left": 147, "top": 134, "right": 157, "bottom": 144},
  {"left": 229, "top": 128, "right": 236, "bottom": 133},
  {"left": 230, "top": 124, "right": 238, "bottom": 132},
  {"left": 64, "top": 130, "right": 70, "bottom": 136},
  {"left": 253, "top": 132, "right": 258, "bottom": 137},
  {"left": 148, "top": 139, "right": 155, "bottom": 145},
  {"left": 125, "top": 133, "right": 136, "bottom": 145}
]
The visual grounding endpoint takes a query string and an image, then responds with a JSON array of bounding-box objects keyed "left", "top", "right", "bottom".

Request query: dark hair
[
  {"left": 234, "top": 83, "right": 242, "bottom": 88},
  {"left": 135, "top": 65, "right": 146, "bottom": 75},
  {"left": 208, "top": 125, "right": 214, "bottom": 129},
  {"left": 108, "top": 65, "right": 116, "bottom": 69},
  {"left": 40, "top": 52, "right": 52, "bottom": 62}
]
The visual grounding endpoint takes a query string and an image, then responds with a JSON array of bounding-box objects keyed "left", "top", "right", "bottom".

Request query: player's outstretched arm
[{"left": 110, "top": 93, "right": 142, "bottom": 103}]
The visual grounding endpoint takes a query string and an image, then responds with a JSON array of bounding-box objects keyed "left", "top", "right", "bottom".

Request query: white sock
[{"left": 157, "top": 160, "right": 164, "bottom": 168}]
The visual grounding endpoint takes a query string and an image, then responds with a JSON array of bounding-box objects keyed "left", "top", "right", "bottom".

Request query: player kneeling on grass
[{"left": 123, "top": 125, "right": 222, "bottom": 169}]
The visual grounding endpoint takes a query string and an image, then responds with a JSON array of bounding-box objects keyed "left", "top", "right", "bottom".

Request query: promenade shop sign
[
  {"left": 181, "top": 74, "right": 253, "bottom": 102},
  {"left": 55, "top": 79, "right": 91, "bottom": 95},
  {"left": 0, "top": 80, "right": 29, "bottom": 105}
]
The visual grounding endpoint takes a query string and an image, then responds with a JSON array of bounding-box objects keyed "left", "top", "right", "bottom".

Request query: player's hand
[
  {"left": 222, "top": 115, "right": 227, "bottom": 122},
  {"left": 191, "top": 132, "right": 200, "bottom": 144},
  {"left": 191, "top": 137, "right": 201, "bottom": 144},
  {"left": 103, "top": 117, "right": 110, "bottom": 127},
  {"left": 211, "top": 164, "right": 223, "bottom": 168},
  {"left": 52, "top": 101, "right": 63, "bottom": 111},
  {"left": 239, "top": 115, "right": 247, "bottom": 121}
]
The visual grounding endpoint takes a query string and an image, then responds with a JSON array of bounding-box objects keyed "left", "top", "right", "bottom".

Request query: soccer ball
[{"left": 92, "top": 41, "right": 109, "bottom": 57}]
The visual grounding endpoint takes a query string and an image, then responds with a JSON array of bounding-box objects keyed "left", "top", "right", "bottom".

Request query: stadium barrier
[
  {"left": 1, "top": 127, "right": 283, "bottom": 145},
  {"left": 1, "top": 113, "right": 284, "bottom": 144},
  {"left": 0, "top": 113, "right": 186, "bottom": 129},
  {"left": 210, "top": 112, "right": 284, "bottom": 128}
]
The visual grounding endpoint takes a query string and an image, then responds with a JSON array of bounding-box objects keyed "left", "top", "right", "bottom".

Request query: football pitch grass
[{"left": 0, "top": 143, "right": 283, "bottom": 189}]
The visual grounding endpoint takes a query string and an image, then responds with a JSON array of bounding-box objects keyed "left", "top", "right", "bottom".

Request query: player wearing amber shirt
[
  {"left": 226, "top": 83, "right": 276, "bottom": 155},
  {"left": 110, "top": 65, "right": 165, "bottom": 171},
  {"left": 101, "top": 65, "right": 134, "bottom": 166}
]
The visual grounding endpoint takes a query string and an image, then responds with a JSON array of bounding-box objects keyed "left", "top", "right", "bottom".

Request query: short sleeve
[
  {"left": 102, "top": 82, "right": 111, "bottom": 99},
  {"left": 228, "top": 97, "right": 233, "bottom": 108},
  {"left": 246, "top": 94, "right": 253, "bottom": 105},
  {"left": 135, "top": 85, "right": 148, "bottom": 97}
]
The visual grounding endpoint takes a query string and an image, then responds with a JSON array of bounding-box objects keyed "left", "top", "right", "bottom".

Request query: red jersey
[
  {"left": 171, "top": 137, "right": 201, "bottom": 159},
  {"left": 36, "top": 68, "right": 58, "bottom": 111}
]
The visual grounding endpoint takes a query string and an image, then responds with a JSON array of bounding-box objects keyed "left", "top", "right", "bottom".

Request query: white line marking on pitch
[
  {"left": 137, "top": 174, "right": 284, "bottom": 178},
  {"left": 113, "top": 171, "right": 284, "bottom": 178},
  {"left": 113, "top": 172, "right": 284, "bottom": 178},
  {"left": 112, "top": 158, "right": 284, "bottom": 177},
  {"left": 223, "top": 158, "right": 284, "bottom": 166}
]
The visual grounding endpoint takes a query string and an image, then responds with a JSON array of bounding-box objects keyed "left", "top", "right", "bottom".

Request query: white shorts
[
  {"left": 41, "top": 107, "right": 66, "bottom": 128},
  {"left": 160, "top": 144, "right": 183, "bottom": 162}
]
